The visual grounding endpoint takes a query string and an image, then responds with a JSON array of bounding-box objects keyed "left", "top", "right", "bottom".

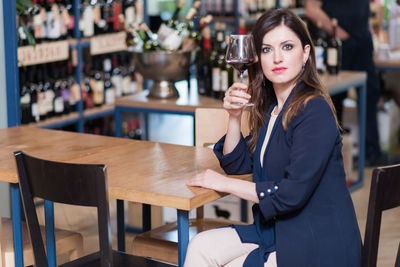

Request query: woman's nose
[{"left": 273, "top": 50, "right": 283, "bottom": 63}]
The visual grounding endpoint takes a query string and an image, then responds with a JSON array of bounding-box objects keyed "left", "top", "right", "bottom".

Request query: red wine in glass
[
  {"left": 225, "top": 59, "right": 255, "bottom": 76},
  {"left": 225, "top": 34, "right": 256, "bottom": 106}
]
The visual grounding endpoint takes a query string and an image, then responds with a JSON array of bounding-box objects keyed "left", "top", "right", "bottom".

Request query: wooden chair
[
  {"left": 362, "top": 164, "right": 400, "bottom": 267},
  {"left": 14, "top": 151, "right": 175, "bottom": 267},
  {"left": 131, "top": 108, "right": 250, "bottom": 264},
  {"left": 1, "top": 217, "right": 83, "bottom": 266}
]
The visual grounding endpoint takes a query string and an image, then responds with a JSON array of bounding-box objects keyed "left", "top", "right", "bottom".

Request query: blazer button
[
  {"left": 267, "top": 189, "right": 272, "bottom": 193},
  {"left": 260, "top": 192, "right": 265, "bottom": 198},
  {"left": 274, "top": 186, "right": 278, "bottom": 190}
]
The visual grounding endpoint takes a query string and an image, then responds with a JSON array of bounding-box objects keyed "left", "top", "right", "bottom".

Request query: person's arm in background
[{"left": 304, "top": 0, "right": 350, "bottom": 40}]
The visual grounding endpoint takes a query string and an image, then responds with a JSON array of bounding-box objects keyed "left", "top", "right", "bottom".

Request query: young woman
[{"left": 185, "top": 9, "right": 361, "bottom": 267}]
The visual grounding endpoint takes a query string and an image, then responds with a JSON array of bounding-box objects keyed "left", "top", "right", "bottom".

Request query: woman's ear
[{"left": 303, "top": 44, "right": 311, "bottom": 64}]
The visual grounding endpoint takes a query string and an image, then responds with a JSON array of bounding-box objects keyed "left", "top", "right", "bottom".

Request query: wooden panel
[
  {"left": 195, "top": 108, "right": 250, "bottom": 147},
  {"left": 17, "top": 41, "right": 69, "bottom": 66},
  {"left": 90, "top": 32, "right": 127, "bottom": 55}
]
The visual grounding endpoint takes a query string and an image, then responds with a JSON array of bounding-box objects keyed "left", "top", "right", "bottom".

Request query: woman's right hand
[{"left": 223, "top": 82, "right": 251, "bottom": 118}]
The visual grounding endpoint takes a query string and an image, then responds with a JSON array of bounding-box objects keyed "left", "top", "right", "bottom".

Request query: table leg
[
  {"left": 240, "top": 199, "right": 248, "bottom": 223},
  {"left": 357, "top": 83, "right": 366, "bottom": 186},
  {"left": 11, "top": 183, "right": 24, "bottom": 267},
  {"left": 117, "top": 199, "right": 125, "bottom": 251},
  {"left": 115, "top": 107, "right": 123, "bottom": 138},
  {"left": 44, "top": 200, "right": 56, "bottom": 267},
  {"left": 177, "top": 209, "right": 189, "bottom": 267},
  {"left": 142, "top": 204, "right": 151, "bottom": 232}
]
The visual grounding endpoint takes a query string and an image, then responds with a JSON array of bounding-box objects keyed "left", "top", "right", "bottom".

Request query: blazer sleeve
[
  {"left": 213, "top": 134, "right": 253, "bottom": 175},
  {"left": 255, "top": 97, "right": 341, "bottom": 221}
]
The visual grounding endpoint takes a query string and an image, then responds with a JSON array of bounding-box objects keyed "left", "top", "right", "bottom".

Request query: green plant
[{"left": 16, "top": 0, "right": 35, "bottom": 46}]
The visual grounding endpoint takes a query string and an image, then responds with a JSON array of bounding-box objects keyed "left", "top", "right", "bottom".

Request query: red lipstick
[{"left": 272, "top": 67, "right": 287, "bottom": 73}]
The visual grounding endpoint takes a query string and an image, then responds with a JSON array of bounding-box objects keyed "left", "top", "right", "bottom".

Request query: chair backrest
[
  {"left": 14, "top": 151, "right": 113, "bottom": 267},
  {"left": 362, "top": 164, "right": 400, "bottom": 267},
  {"left": 195, "top": 108, "right": 250, "bottom": 148}
]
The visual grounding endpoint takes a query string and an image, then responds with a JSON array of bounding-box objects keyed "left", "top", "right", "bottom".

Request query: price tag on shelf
[
  {"left": 17, "top": 40, "right": 69, "bottom": 66},
  {"left": 90, "top": 32, "right": 127, "bottom": 55}
]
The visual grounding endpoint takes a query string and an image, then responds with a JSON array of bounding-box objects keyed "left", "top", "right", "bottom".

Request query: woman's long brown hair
[{"left": 246, "top": 9, "right": 340, "bottom": 152}]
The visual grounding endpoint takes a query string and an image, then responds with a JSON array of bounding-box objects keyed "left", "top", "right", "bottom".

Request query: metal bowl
[{"left": 132, "top": 50, "right": 192, "bottom": 98}]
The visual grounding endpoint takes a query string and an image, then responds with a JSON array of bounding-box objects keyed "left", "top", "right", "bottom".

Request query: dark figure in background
[{"left": 305, "top": 0, "right": 391, "bottom": 166}]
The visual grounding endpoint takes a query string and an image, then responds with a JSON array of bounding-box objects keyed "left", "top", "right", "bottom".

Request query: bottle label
[
  {"left": 105, "top": 88, "right": 116, "bottom": 105},
  {"left": 220, "top": 70, "right": 228, "bottom": 92},
  {"left": 111, "top": 75, "right": 123, "bottom": 97},
  {"left": 38, "top": 92, "right": 47, "bottom": 116},
  {"left": 20, "top": 93, "right": 31, "bottom": 104},
  {"left": 70, "top": 83, "right": 81, "bottom": 102},
  {"left": 93, "top": 80, "right": 104, "bottom": 104},
  {"left": 31, "top": 103, "right": 39, "bottom": 121},
  {"left": 130, "top": 81, "right": 138, "bottom": 94},
  {"left": 125, "top": 6, "right": 136, "bottom": 27},
  {"left": 122, "top": 76, "right": 131, "bottom": 94},
  {"left": 45, "top": 90, "right": 55, "bottom": 112},
  {"left": 327, "top": 48, "right": 338, "bottom": 66},
  {"left": 83, "top": 6, "right": 95, "bottom": 37},
  {"left": 54, "top": 96, "right": 64, "bottom": 113},
  {"left": 315, "top": 46, "right": 325, "bottom": 71},
  {"left": 212, "top": 67, "right": 221, "bottom": 92},
  {"left": 46, "top": 6, "right": 61, "bottom": 39}
]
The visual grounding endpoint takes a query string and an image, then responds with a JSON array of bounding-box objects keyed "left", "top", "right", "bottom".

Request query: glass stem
[{"left": 240, "top": 72, "right": 243, "bottom": 83}]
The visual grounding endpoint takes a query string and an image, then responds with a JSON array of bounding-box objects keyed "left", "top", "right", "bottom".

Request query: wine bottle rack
[{"left": 4, "top": 0, "right": 149, "bottom": 130}]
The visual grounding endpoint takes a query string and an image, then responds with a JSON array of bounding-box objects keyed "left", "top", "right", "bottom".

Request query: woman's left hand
[{"left": 186, "top": 169, "right": 229, "bottom": 192}]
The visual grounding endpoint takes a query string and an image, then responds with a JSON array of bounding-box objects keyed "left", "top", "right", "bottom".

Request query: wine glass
[{"left": 225, "top": 34, "right": 257, "bottom": 107}]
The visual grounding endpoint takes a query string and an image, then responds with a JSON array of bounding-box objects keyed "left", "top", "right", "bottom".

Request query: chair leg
[
  {"left": 196, "top": 207, "right": 204, "bottom": 220},
  {"left": 395, "top": 242, "right": 400, "bottom": 267}
]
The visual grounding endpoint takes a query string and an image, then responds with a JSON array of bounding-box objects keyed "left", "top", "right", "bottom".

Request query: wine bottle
[
  {"left": 326, "top": 18, "right": 342, "bottom": 75},
  {"left": 20, "top": 68, "right": 32, "bottom": 124},
  {"left": 113, "top": 0, "right": 122, "bottom": 31},
  {"left": 32, "top": 0, "right": 44, "bottom": 43},
  {"left": 37, "top": 66, "right": 48, "bottom": 121},
  {"left": 29, "top": 67, "right": 40, "bottom": 123},
  {"left": 81, "top": 0, "right": 95, "bottom": 37},
  {"left": 123, "top": 0, "right": 136, "bottom": 29},
  {"left": 314, "top": 21, "right": 327, "bottom": 74},
  {"left": 134, "top": 117, "right": 142, "bottom": 139},
  {"left": 51, "top": 63, "right": 64, "bottom": 116},
  {"left": 67, "top": 60, "right": 80, "bottom": 112},
  {"left": 167, "top": 0, "right": 184, "bottom": 28},
  {"left": 111, "top": 54, "right": 123, "bottom": 97},
  {"left": 46, "top": 0, "right": 61, "bottom": 40},
  {"left": 43, "top": 65, "right": 55, "bottom": 118},
  {"left": 103, "top": 57, "right": 116, "bottom": 105},
  {"left": 197, "top": 26, "right": 212, "bottom": 96},
  {"left": 91, "top": 56, "right": 105, "bottom": 107}
]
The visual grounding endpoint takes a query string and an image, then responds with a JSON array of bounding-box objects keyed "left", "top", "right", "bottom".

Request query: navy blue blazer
[{"left": 214, "top": 93, "right": 362, "bottom": 267}]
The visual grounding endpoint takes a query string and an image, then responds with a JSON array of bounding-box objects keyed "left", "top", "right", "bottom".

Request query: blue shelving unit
[{"left": 4, "top": 0, "right": 148, "bottom": 131}]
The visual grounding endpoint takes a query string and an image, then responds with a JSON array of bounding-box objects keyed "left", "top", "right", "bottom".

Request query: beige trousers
[{"left": 183, "top": 227, "right": 277, "bottom": 267}]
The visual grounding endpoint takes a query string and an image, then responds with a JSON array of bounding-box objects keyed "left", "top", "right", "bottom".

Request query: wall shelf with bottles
[{"left": 11, "top": 0, "right": 149, "bottom": 132}]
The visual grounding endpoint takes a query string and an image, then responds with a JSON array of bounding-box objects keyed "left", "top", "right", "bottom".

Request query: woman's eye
[
  {"left": 262, "top": 47, "right": 271, "bottom": 53},
  {"left": 283, "top": 44, "right": 293, "bottom": 50}
]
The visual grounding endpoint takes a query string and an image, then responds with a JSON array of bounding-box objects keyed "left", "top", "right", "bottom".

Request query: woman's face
[{"left": 260, "top": 24, "right": 310, "bottom": 90}]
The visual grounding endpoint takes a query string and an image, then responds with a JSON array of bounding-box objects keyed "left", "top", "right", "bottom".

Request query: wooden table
[
  {"left": 0, "top": 126, "right": 250, "bottom": 267},
  {"left": 115, "top": 71, "right": 367, "bottom": 192},
  {"left": 374, "top": 56, "right": 400, "bottom": 71}
]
